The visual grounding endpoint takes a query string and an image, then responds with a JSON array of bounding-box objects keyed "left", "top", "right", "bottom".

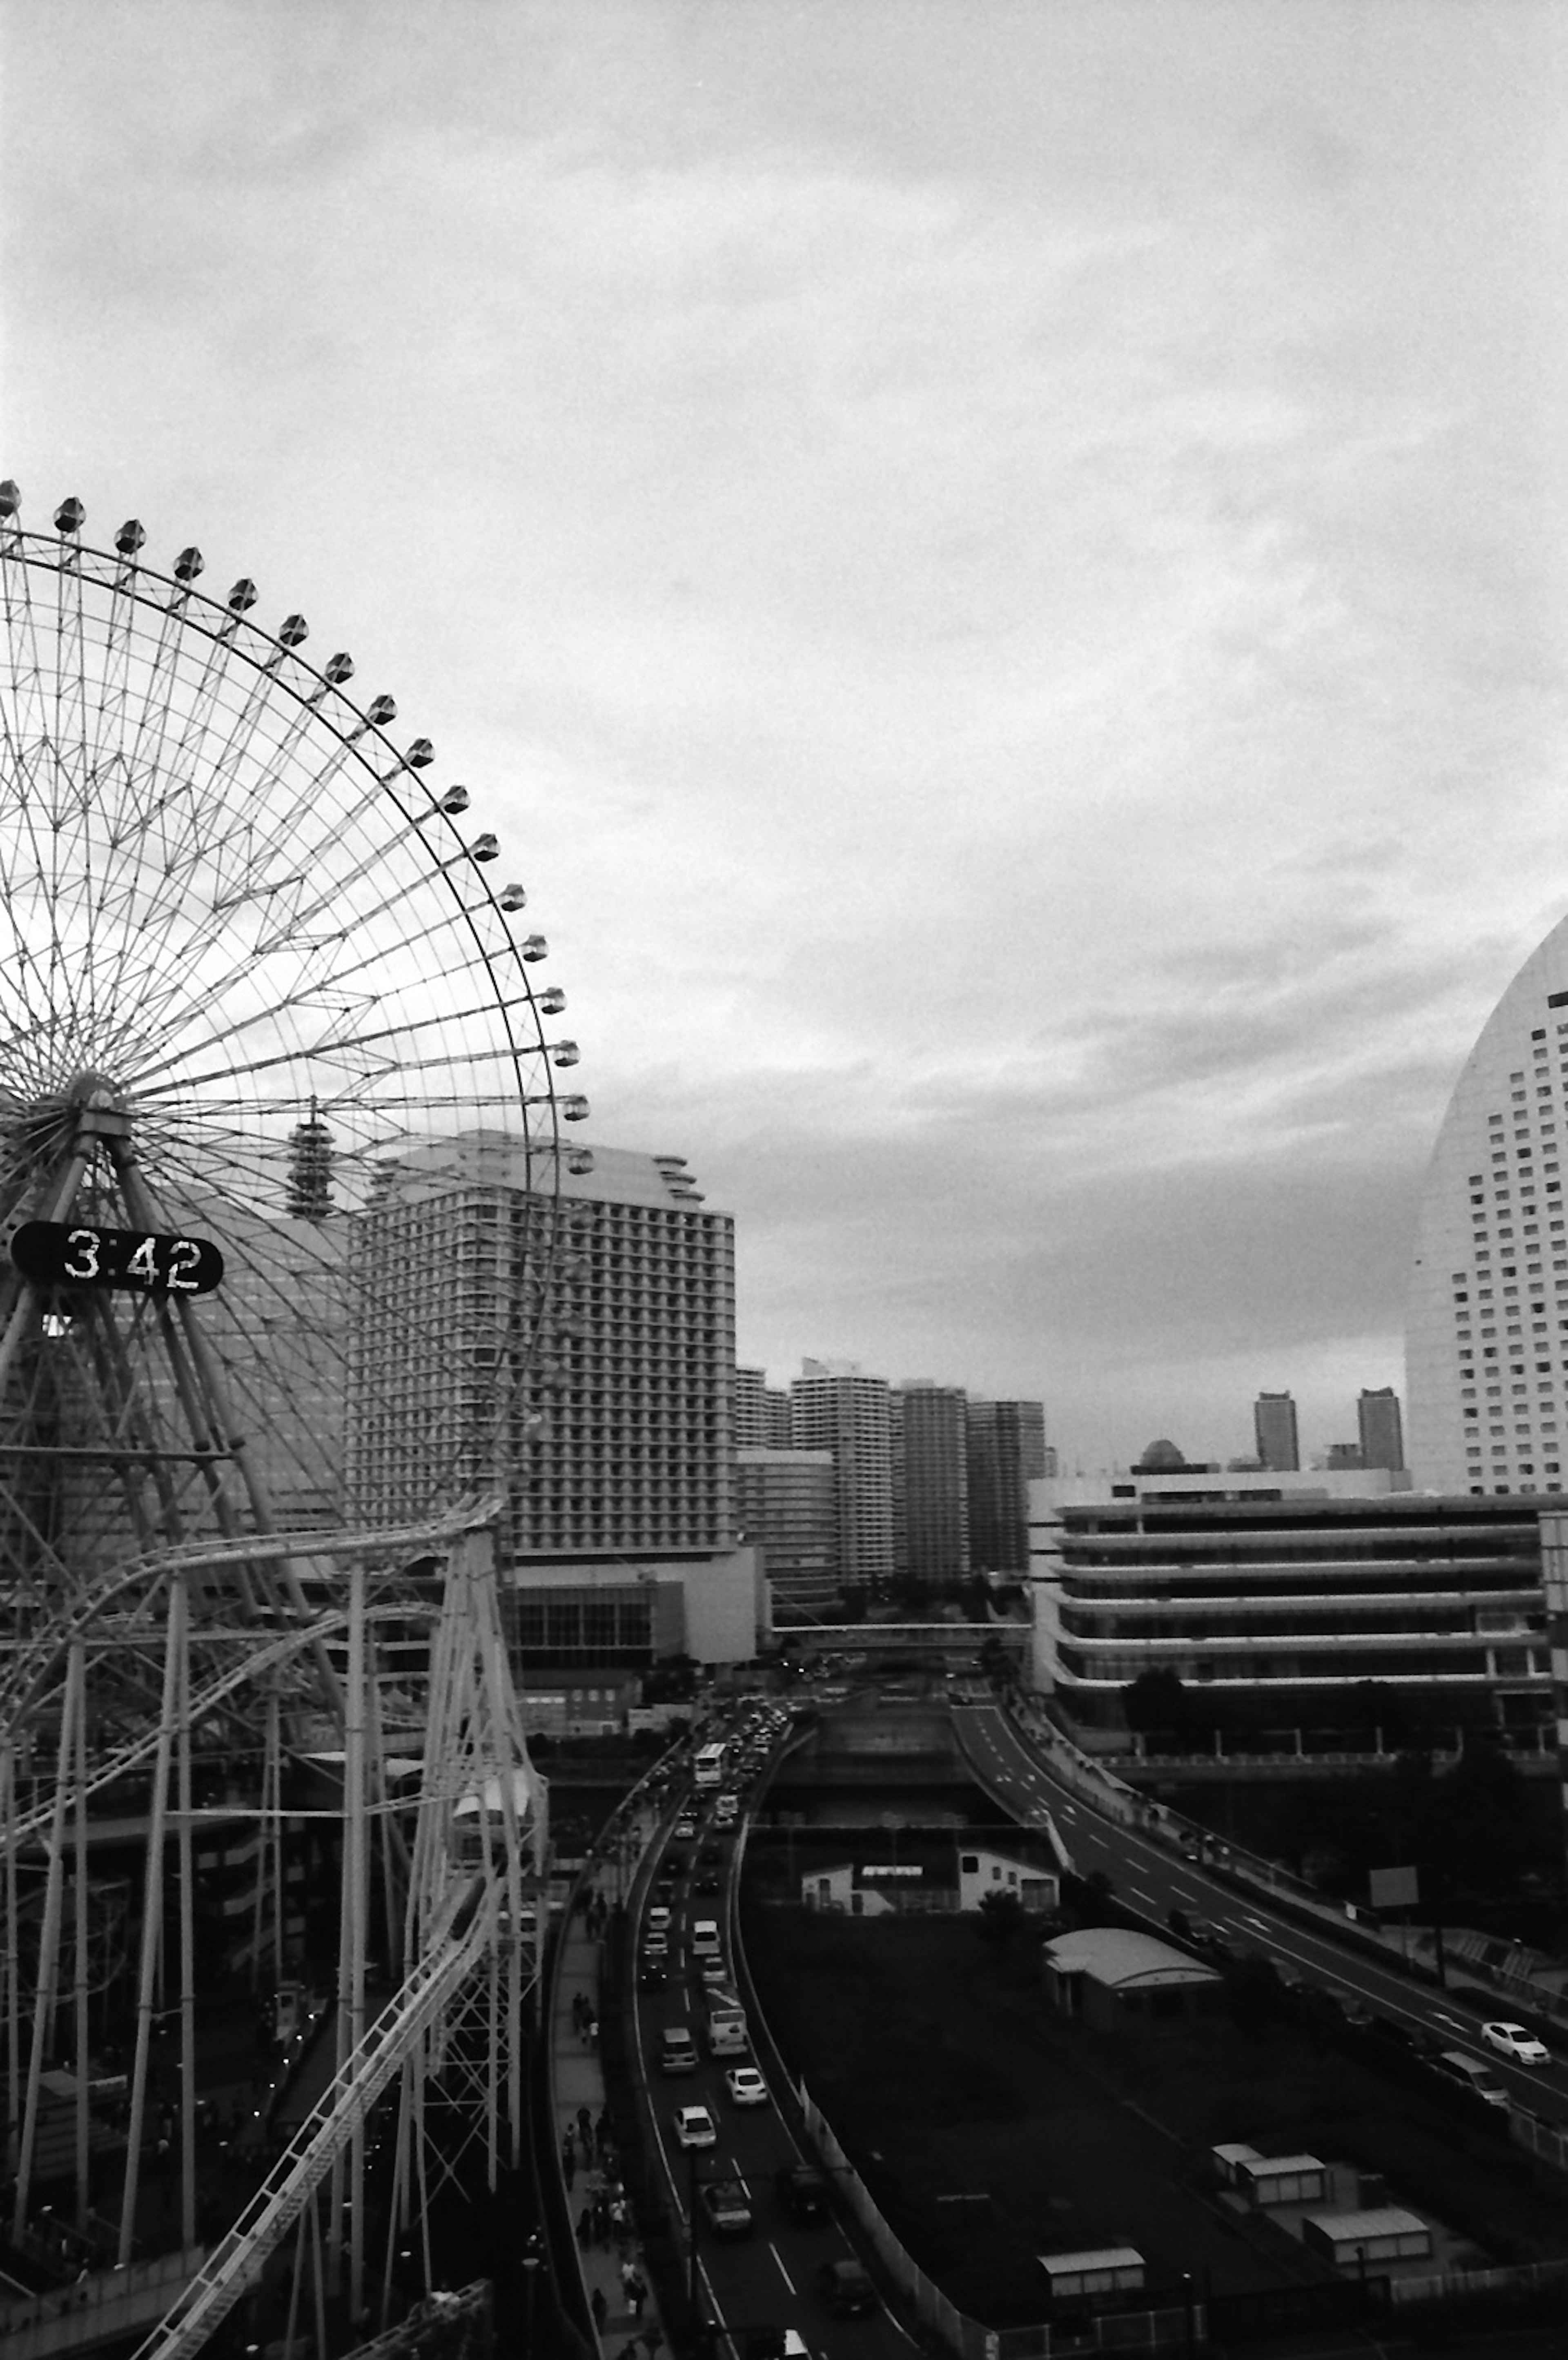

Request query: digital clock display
[{"left": 9, "top": 1220, "right": 225, "bottom": 1296}]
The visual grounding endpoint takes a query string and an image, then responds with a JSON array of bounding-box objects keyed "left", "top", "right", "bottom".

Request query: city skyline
[{"left": 8, "top": 4, "right": 1565, "bottom": 1469}]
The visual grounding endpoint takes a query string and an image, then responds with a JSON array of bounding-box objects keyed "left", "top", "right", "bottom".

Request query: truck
[{"left": 705, "top": 1984, "right": 749, "bottom": 2057}]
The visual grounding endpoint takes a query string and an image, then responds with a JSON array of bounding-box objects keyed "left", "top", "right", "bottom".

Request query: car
[
  {"left": 646, "top": 1906, "right": 671, "bottom": 1935},
  {"left": 744, "top": 2331, "right": 808, "bottom": 2360},
  {"left": 1481, "top": 2021, "right": 1552, "bottom": 2067},
  {"left": 776, "top": 2163, "right": 831, "bottom": 2224},
  {"left": 637, "top": 1959, "right": 668, "bottom": 1990},
  {"left": 674, "top": 1817, "right": 697, "bottom": 1842},
  {"left": 699, "top": 1954, "right": 729, "bottom": 1985},
  {"left": 816, "top": 2258, "right": 878, "bottom": 2318},
  {"left": 694, "top": 1869, "right": 721, "bottom": 1894},
  {"left": 698, "top": 2176, "right": 754, "bottom": 2236},
  {"left": 673, "top": 2104, "right": 717, "bottom": 2148},
  {"left": 725, "top": 2066, "right": 768, "bottom": 2106}
]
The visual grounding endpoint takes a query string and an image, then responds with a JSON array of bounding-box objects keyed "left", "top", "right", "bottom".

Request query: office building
[
  {"left": 1407, "top": 913, "right": 1568, "bottom": 1493},
  {"left": 1357, "top": 1387, "right": 1405, "bottom": 1472},
  {"left": 1253, "top": 1391, "right": 1300, "bottom": 1473},
  {"left": 893, "top": 1383, "right": 970, "bottom": 1586},
  {"left": 789, "top": 1360, "right": 895, "bottom": 1596},
  {"left": 737, "top": 1447, "right": 837, "bottom": 1615},
  {"left": 1029, "top": 1473, "right": 1550, "bottom": 1744},
  {"left": 968, "top": 1399, "right": 1048, "bottom": 1572},
  {"left": 346, "top": 1132, "right": 755, "bottom": 1665}
]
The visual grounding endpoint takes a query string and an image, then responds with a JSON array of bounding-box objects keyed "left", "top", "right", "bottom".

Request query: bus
[{"left": 693, "top": 1741, "right": 727, "bottom": 1789}]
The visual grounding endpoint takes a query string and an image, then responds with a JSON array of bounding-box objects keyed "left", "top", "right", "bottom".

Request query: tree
[{"left": 974, "top": 1889, "right": 1027, "bottom": 1953}]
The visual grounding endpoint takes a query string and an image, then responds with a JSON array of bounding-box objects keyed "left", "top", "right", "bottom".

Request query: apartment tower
[
  {"left": 1253, "top": 1390, "right": 1300, "bottom": 1474},
  {"left": 789, "top": 1360, "right": 894, "bottom": 1597}
]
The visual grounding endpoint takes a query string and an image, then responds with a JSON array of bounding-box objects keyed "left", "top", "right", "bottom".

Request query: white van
[
  {"left": 660, "top": 2025, "right": 698, "bottom": 2075},
  {"left": 1432, "top": 2049, "right": 1509, "bottom": 2108},
  {"left": 691, "top": 1918, "right": 721, "bottom": 1958}
]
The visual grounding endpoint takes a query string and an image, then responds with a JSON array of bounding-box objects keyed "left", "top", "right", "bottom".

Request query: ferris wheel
[
  {"left": 0, "top": 485, "right": 577, "bottom": 2346},
  {"left": 0, "top": 479, "right": 587, "bottom": 1622}
]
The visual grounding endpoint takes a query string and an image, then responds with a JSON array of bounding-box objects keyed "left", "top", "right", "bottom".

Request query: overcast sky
[{"left": 5, "top": 1, "right": 1567, "bottom": 1473}]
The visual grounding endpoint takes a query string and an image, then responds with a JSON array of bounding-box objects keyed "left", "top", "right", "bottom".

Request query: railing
[{"left": 0, "top": 2246, "right": 205, "bottom": 2360}]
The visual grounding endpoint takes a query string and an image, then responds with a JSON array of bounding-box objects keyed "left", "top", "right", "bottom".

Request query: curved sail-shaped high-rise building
[{"left": 1408, "top": 915, "right": 1568, "bottom": 1494}]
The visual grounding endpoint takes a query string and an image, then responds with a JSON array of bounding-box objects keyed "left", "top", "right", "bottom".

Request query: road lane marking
[{"left": 770, "top": 2244, "right": 797, "bottom": 2293}]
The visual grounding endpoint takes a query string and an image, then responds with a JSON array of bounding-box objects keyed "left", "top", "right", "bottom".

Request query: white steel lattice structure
[{"left": 0, "top": 484, "right": 574, "bottom": 2356}]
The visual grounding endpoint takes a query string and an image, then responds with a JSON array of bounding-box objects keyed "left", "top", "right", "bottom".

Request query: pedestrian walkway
[{"left": 550, "top": 1810, "right": 667, "bottom": 2360}]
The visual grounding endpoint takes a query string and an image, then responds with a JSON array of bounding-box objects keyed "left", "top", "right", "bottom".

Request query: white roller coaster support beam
[
  {"left": 0, "top": 1495, "right": 502, "bottom": 1730},
  {"left": 127, "top": 1876, "right": 499, "bottom": 2360}
]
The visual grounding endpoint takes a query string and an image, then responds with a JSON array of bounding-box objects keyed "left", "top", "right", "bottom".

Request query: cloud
[{"left": 4, "top": 0, "right": 1567, "bottom": 1472}]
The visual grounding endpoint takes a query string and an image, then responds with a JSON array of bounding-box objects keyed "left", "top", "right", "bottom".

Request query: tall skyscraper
[
  {"left": 347, "top": 1132, "right": 736, "bottom": 1562},
  {"left": 1357, "top": 1387, "right": 1405, "bottom": 1473},
  {"left": 1253, "top": 1391, "right": 1300, "bottom": 1473},
  {"left": 967, "top": 1400, "right": 1047, "bottom": 1572},
  {"left": 789, "top": 1360, "right": 894, "bottom": 1596},
  {"left": 893, "top": 1383, "right": 970, "bottom": 1585},
  {"left": 1406, "top": 917, "right": 1568, "bottom": 1493}
]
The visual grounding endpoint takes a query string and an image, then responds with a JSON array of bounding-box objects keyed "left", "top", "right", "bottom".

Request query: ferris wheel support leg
[
  {"left": 176, "top": 1605, "right": 198, "bottom": 2254},
  {"left": 72, "top": 1644, "right": 92, "bottom": 2230},
  {"left": 2, "top": 1740, "right": 20, "bottom": 2186},
  {"left": 117, "top": 1575, "right": 185, "bottom": 2268},
  {"left": 11, "top": 1645, "right": 80, "bottom": 2240},
  {"left": 329, "top": 1556, "right": 370, "bottom": 2316}
]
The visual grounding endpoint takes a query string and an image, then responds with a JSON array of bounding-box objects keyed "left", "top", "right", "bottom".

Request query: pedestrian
[
  {"left": 592, "top": 2191, "right": 609, "bottom": 2244},
  {"left": 586, "top": 2016, "right": 599, "bottom": 2048},
  {"left": 577, "top": 2104, "right": 592, "bottom": 2144},
  {"left": 576, "top": 2204, "right": 593, "bottom": 2249},
  {"left": 564, "top": 2145, "right": 576, "bottom": 2192},
  {"left": 619, "top": 2259, "right": 637, "bottom": 2302},
  {"left": 628, "top": 2270, "right": 646, "bottom": 2320},
  {"left": 590, "top": 2287, "right": 608, "bottom": 2335}
]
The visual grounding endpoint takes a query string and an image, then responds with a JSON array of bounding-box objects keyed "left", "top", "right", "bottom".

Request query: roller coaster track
[
  {"left": 0, "top": 1496, "right": 501, "bottom": 1728},
  {"left": 127, "top": 1869, "right": 501, "bottom": 2360}
]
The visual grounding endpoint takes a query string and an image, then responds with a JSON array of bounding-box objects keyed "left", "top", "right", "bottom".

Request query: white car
[
  {"left": 725, "top": 2066, "right": 768, "bottom": 2106},
  {"left": 1481, "top": 2021, "right": 1552, "bottom": 2067},
  {"left": 673, "top": 2104, "right": 717, "bottom": 2148}
]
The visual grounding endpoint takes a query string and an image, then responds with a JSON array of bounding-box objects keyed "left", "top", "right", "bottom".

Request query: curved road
[{"left": 950, "top": 1695, "right": 1568, "bottom": 2128}]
